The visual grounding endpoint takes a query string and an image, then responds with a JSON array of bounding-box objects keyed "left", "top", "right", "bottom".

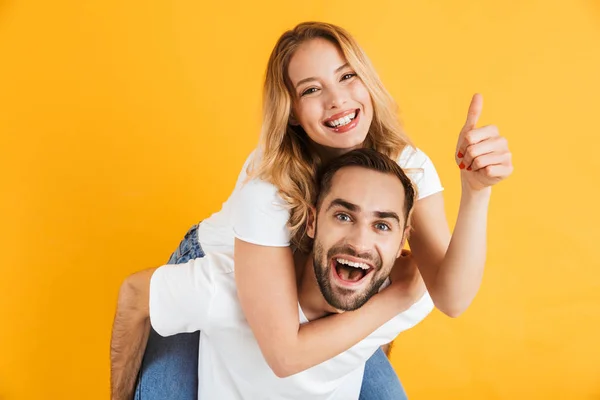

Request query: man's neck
[{"left": 295, "top": 251, "right": 341, "bottom": 321}]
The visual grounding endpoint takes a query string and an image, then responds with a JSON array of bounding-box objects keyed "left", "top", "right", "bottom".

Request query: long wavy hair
[{"left": 250, "top": 22, "right": 413, "bottom": 251}]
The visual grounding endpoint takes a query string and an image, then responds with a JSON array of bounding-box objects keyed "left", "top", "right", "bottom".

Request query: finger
[
  {"left": 460, "top": 124, "right": 501, "bottom": 157},
  {"left": 467, "top": 151, "right": 512, "bottom": 172},
  {"left": 479, "top": 164, "right": 514, "bottom": 179},
  {"left": 458, "top": 125, "right": 500, "bottom": 169},
  {"left": 457, "top": 93, "right": 483, "bottom": 159},
  {"left": 462, "top": 134, "right": 506, "bottom": 168}
]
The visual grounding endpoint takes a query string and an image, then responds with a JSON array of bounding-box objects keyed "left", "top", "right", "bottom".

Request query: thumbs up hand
[{"left": 455, "top": 94, "right": 513, "bottom": 192}]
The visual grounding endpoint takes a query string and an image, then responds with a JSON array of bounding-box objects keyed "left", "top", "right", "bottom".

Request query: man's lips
[
  {"left": 329, "top": 255, "right": 375, "bottom": 287},
  {"left": 331, "top": 254, "right": 375, "bottom": 270}
]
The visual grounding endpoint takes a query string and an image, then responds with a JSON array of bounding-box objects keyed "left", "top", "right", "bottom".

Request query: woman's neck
[{"left": 309, "top": 140, "right": 362, "bottom": 164}]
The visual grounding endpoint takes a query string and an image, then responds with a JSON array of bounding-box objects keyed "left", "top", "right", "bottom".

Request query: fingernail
[
  {"left": 467, "top": 166, "right": 472, "bottom": 171},
  {"left": 459, "top": 162, "right": 465, "bottom": 169},
  {"left": 457, "top": 151, "right": 464, "bottom": 158}
]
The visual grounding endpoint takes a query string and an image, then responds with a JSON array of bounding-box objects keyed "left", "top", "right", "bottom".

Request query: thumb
[
  {"left": 462, "top": 93, "right": 483, "bottom": 133},
  {"left": 457, "top": 93, "right": 483, "bottom": 162}
]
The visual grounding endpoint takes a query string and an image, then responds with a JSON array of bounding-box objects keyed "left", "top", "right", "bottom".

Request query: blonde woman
[{"left": 129, "top": 22, "right": 512, "bottom": 399}]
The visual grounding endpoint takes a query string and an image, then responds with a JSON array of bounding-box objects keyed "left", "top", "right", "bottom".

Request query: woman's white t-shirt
[{"left": 196, "top": 146, "right": 443, "bottom": 253}]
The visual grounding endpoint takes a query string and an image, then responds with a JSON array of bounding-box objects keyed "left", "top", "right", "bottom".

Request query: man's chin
[
  {"left": 324, "top": 274, "right": 388, "bottom": 312},
  {"left": 324, "top": 289, "right": 370, "bottom": 312}
]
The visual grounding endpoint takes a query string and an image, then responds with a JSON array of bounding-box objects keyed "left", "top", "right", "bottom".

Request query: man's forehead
[{"left": 323, "top": 167, "right": 406, "bottom": 217}]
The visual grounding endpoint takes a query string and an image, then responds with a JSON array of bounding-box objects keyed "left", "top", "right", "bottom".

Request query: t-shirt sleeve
[
  {"left": 398, "top": 147, "right": 444, "bottom": 200},
  {"left": 149, "top": 258, "right": 214, "bottom": 336},
  {"left": 384, "top": 292, "right": 435, "bottom": 334},
  {"left": 231, "top": 178, "right": 291, "bottom": 247}
]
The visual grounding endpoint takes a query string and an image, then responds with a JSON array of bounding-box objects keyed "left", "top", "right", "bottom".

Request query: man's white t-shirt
[
  {"left": 149, "top": 146, "right": 443, "bottom": 398},
  {"left": 196, "top": 145, "right": 444, "bottom": 253},
  {"left": 150, "top": 254, "right": 435, "bottom": 400}
]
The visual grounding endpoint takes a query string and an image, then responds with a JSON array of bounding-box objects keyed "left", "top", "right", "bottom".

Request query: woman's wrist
[{"left": 460, "top": 184, "right": 492, "bottom": 206}]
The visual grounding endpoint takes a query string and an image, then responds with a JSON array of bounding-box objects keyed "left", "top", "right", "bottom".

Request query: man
[{"left": 111, "top": 148, "right": 433, "bottom": 399}]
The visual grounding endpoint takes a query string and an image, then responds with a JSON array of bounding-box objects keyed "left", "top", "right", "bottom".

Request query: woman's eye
[
  {"left": 301, "top": 87, "right": 319, "bottom": 96},
  {"left": 336, "top": 213, "right": 351, "bottom": 222},
  {"left": 341, "top": 73, "right": 357, "bottom": 81},
  {"left": 375, "top": 223, "right": 390, "bottom": 231}
]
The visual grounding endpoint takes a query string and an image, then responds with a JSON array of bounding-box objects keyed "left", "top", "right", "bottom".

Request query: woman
[{"left": 135, "top": 21, "right": 512, "bottom": 399}]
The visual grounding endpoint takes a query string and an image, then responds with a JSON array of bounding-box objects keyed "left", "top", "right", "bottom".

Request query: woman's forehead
[{"left": 288, "top": 38, "right": 348, "bottom": 86}]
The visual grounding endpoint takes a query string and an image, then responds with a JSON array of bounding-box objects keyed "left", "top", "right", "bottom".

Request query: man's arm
[{"left": 110, "top": 268, "right": 156, "bottom": 400}]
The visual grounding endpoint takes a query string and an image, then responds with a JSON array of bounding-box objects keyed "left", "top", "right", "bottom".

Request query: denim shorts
[{"left": 166, "top": 224, "right": 205, "bottom": 264}]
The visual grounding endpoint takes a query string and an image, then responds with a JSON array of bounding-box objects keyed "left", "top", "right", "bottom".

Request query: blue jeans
[{"left": 135, "top": 225, "right": 408, "bottom": 400}]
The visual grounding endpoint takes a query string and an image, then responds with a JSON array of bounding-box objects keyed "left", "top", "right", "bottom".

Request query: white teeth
[
  {"left": 326, "top": 112, "right": 356, "bottom": 128},
  {"left": 336, "top": 258, "right": 369, "bottom": 270}
]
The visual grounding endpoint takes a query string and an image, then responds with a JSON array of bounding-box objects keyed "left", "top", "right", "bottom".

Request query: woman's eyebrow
[{"left": 294, "top": 63, "right": 350, "bottom": 88}]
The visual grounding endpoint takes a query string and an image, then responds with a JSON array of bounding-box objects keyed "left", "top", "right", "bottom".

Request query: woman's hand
[{"left": 456, "top": 93, "right": 513, "bottom": 192}]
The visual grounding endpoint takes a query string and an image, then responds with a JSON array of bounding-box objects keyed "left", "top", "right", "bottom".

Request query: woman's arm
[
  {"left": 234, "top": 239, "right": 421, "bottom": 378},
  {"left": 408, "top": 190, "right": 490, "bottom": 317},
  {"left": 409, "top": 94, "right": 512, "bottom": 317}
]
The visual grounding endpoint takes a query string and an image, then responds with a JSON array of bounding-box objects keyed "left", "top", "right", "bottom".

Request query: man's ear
[
  {"left": 396, "top": 225, "right": 412, "bottom": 258},
  {"left": 306, "top": 206, "right": 317, "bottom": 239}
]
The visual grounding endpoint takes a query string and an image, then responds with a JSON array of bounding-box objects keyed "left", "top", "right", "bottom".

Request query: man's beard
[{"left": 312, "top": 240, "right": 389, "bottom": 311}]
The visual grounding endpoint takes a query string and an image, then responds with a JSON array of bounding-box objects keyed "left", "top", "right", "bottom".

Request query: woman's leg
[
  {"left": 134, "top": 225, "right": 205, "bottom": 400},
  {"left": 359, "top": 347, "right": 409, "bottom": 400}
]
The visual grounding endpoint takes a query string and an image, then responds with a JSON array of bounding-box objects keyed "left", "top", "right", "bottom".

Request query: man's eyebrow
[
  {"left": 294, "top": 63, "right": 350, "bottom": 88},
  {"left": 326, "top": 198, "right": 359, "bottom": 213},
  {"left": 326, "top": 198, "right": 402, "bottom": 225},
  {"left": 374, "top": 211, "right": 401, "bottom": 225}
]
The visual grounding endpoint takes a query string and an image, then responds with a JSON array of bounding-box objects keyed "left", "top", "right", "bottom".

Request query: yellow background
[{"left": 1, "top": 1, "right": 599, "bottom": 399}]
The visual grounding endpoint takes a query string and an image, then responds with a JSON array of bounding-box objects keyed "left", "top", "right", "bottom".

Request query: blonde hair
[{"left": 250, "top": 21, "right": 413, "bottom": 251}]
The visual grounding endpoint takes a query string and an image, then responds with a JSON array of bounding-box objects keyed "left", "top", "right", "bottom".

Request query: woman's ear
[{"left": 289, "top": 110, "right": 299, "bottom": 126}]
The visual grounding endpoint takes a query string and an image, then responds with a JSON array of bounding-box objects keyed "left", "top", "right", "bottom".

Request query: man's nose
[{"left": 345, "top": 225, "right": 373, "bottom": 255}]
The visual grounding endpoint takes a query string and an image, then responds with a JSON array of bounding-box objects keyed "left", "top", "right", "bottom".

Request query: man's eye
[
  {"left": 301, "top": 87, "right": 319, "bottom": 96},
  {"left": 336, "top": 213, "right": 351, "bottom": 222},
  {"left": 375, "top": 223, "right": 390, "bottom": 231}
]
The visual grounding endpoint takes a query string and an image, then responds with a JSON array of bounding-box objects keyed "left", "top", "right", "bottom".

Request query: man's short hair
[{"left": 316, "top": 148, "right": 417, "bottom": 224}]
